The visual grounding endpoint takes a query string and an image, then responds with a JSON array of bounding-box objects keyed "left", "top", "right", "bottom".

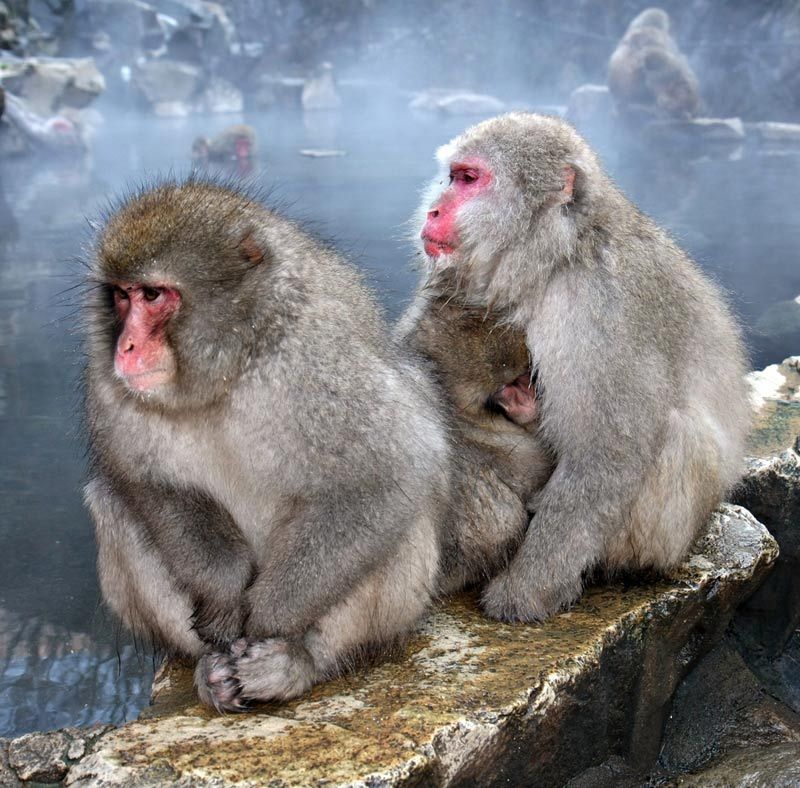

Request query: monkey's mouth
[
  {"left": 422, "top": 236, "right": 455, "bottom": 258},
  {"left": 118, "top": 368, "right": 171, "bottom": 393}
]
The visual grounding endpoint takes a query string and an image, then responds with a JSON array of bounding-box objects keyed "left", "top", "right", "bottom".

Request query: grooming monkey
[
  {"left": 83, "top": 178, "right": 452, "bottom": 711},
  {"left": 406, "top": 112, "right": 750, "bottom": 622}
]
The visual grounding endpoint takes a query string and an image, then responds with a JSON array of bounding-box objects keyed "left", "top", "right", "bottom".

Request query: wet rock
[
  {"left": 566, "top": 84, "right": 613, "bottom": 130},
  {"left": 746, "top": 356, "right": 800, "bottom": 419},
  {"left": 732, "top": 448, "right": 800, "bottom": 656},
  {"left": 658, "top": 641, "right": 800, "bottom": 775},
  {"left": 748, "top": 121, "right": 800, "bottom": 146},
  {"left": 642, "top": 117, "right": 745, "bottom": 148},
  {"left": 76, "top": 0, "right": 166, "bottom": 55},
  {"left": 132, "top": 58, "right": 200, "bottom": 115},
  {"left": 0, "top": 738, "right": 21, "bottom": 787},
  {"left": 409, "top": 89, "right": 506, "bottom": 115},
  {"left": 8, "top": 730, "right": 70, "bottom": 782},
  {"left": 4, "top": 725, "right": 112, "bottom": 784},
  {"left": 65, "top": 504, "right": 775, "bottom": 786},
  {"left": 0, "top": 56, "right": 105, "bottom": 116},
  {"left": 672, "top": 742, "right": 800, "bottom": 787}
]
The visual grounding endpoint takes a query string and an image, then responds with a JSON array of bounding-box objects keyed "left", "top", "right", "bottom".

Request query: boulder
[
  {"left": 132, "top": 58, "right": 200, "bottom": 115},
  {"left": 747, "top": 121, "right": 800, "bottom": 147},
  {"left": 0, "top": 56, "right": 105, "bottom": 116},
  {"left": 5, "top": 726, "right": 110, "bottom": 784},
  {"left": 745, "top": 356, "right": 800, "bottom": 453},
  {"left": 65, "top": 504, "right": 776, "bottom": 786},
  {"left": 657, "top": 641, "right": 800, "bottom": 777},
  {"left": 642, "top": 117, "right": 745, "bottom": 148},
  {"left": 409, "top": 89, "right": 506, "bottom": 115},
  {"left": 566, "top": 83, "right": 613, "bottom": 130},
  {"left": 673, "top": 742, "right": 800, "bottom": 787}
]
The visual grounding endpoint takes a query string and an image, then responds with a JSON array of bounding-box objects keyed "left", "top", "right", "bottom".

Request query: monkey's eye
[
  {"left": 142, "top": 286, "right": 162, "bottom": 302},
  {"left": 450, "top": 168, "right": 480, "bottom": 185},
  {"left": 113, "top": 286, "right": 129, "bottom": 301}
]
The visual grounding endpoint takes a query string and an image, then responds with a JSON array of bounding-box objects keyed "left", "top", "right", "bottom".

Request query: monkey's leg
[
  {"left": 196, "top": 506, "right": 440, "bottom": 711},
  {"left": 85, "top": 477, "right": 204, "bottom": 656},
  {"left": 607, "top": 410, "right": 722, "bottom": 571}
]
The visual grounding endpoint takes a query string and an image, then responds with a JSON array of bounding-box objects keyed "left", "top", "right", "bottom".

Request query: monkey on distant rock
[
  {"left": 405, "top": 112, "right": 750, "bottom": 622},
  {"left": 83, "top": 178, "right": 452, "bottom": 711},
  {"left": 608, "top": 8, "right": 700, "bottom": 120}
]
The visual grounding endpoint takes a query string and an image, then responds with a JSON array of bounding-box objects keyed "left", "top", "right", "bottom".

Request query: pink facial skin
[
  {"left": 113, "top": 283, "right": 181, "bottom": 391},
  {"left": 421, "top": 158, "right": 493, "bottom": 258}
]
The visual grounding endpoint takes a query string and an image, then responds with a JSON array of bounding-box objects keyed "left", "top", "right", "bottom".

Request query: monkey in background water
[
  {"left": 83, "top": 178, "right": 453, "bottom": 712},
  {"left": 406, "top": 112, "right": 750, "bottom": 622}
]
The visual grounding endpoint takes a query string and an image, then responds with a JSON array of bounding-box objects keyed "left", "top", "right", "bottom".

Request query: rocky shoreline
[{"left": 0, "top": 358, "right": 796, "bottom": 787}]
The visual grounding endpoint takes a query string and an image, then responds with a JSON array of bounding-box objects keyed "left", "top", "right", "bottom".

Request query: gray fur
[
  {"left": 398, "top": 290, "right": 554, "bottom": 593},
  {"left": 608, "top": 7, "right": 700, "bottom": 120},
  {"left": 405, "top": 113, "right": 751, "bottom": 622},
  {"left": 84, "top": 178, "right": 451, "bottom": 709}
]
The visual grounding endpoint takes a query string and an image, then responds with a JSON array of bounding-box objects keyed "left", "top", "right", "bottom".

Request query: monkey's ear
[
  {"left": 561, "top": 166, "right": 577, "bottom": 202},
  {"left": 238, "top": 232, "right": 266, "bottom": 266},
  {"left": 560, "top": 165, "right": 583, "bottom": 207}
]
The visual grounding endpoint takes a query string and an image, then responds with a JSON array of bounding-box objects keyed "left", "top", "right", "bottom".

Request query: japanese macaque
[
  {"left": 83, "top": 178, "right": 452, "bottom": 711},
  {"left": 398, "top": 292, "right": 555, "bottom": 593},
  {"left": 608, "top": 8, "right": 700, "bottom": 120},
  {"left": 406, "top": 113, "right": 750, "bottom": 622},
  {"left": 191, "top": 124, "right": 257, "bottom": 167}
]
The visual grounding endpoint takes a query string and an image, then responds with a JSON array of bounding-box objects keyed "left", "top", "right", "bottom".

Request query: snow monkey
[
  {"left": 406, "top": 112, "right": 750, "bottom": 622},
  {"left": 83, "top": 178, "right": 453, "bottom": 711}
]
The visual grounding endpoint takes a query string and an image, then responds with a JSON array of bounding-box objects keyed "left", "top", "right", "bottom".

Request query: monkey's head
[
  {"left": 418, "top": 113, "right": 605, "bottom": 304},
  {"left": 89, "top": 180, "right": 277, "bottom": 410},
  {"left": 627, "top": 7, "right": 670, "bottom": 34}
]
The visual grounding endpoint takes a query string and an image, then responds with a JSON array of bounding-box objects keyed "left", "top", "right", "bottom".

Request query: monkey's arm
[
  {"left": 245, "top": 484, "right": 406, "bottom": 638},
  {"left": 483, "top": 277, "right": 661, "bottom": 621},
  {"left": 118, "top": 478, "right": 256, "bottom": 645}
]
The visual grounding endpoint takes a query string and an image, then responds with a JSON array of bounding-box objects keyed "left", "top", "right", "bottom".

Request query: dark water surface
[{"left": 1, "top": 105, "right": 798, "bottom": 737}]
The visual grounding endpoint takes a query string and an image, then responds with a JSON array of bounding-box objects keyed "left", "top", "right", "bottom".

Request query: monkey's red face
[
  {"left": 113, "top": 282, "right": 181, "bottom": 392},
  {"left": 421, "top": 158, "right": 492, "bottom": 258}
]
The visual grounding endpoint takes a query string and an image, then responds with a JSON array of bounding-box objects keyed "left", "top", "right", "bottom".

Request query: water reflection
[{"left": 0, "top": 104, "right": 798, "bottom": 738}]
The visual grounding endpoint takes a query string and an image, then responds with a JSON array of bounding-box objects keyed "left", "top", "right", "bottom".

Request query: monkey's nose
[{"left": 119, "top": 336, "right": 134, "bottom": 353}]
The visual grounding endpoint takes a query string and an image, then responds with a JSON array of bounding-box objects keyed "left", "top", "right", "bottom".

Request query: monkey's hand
[{"left": 194, "top": 639, "right": 249, "bottom": 712}]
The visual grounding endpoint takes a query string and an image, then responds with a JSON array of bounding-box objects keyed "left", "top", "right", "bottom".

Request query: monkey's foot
[
  {"left": 481, "top": 569, "right": 579, "bottom": 623},
  {"left": 235, "top": 638, "right": 316, "bottom": 703},
  {"left": 194, "top": 639, "right": 249, "bottom": 713}
]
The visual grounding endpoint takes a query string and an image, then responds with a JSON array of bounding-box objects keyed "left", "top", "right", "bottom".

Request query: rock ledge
[{"left": 65, "top": 504, "right": 776, "bottom": 787}]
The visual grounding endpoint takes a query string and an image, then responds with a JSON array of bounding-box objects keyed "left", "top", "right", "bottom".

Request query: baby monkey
[{"left": 400, "top": 291, "right": 554, "bottom": 593}]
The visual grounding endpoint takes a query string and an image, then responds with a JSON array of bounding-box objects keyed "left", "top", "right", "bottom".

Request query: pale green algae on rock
[{"left": 66, "top": 504, "right": 777, "bottom": 787}]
